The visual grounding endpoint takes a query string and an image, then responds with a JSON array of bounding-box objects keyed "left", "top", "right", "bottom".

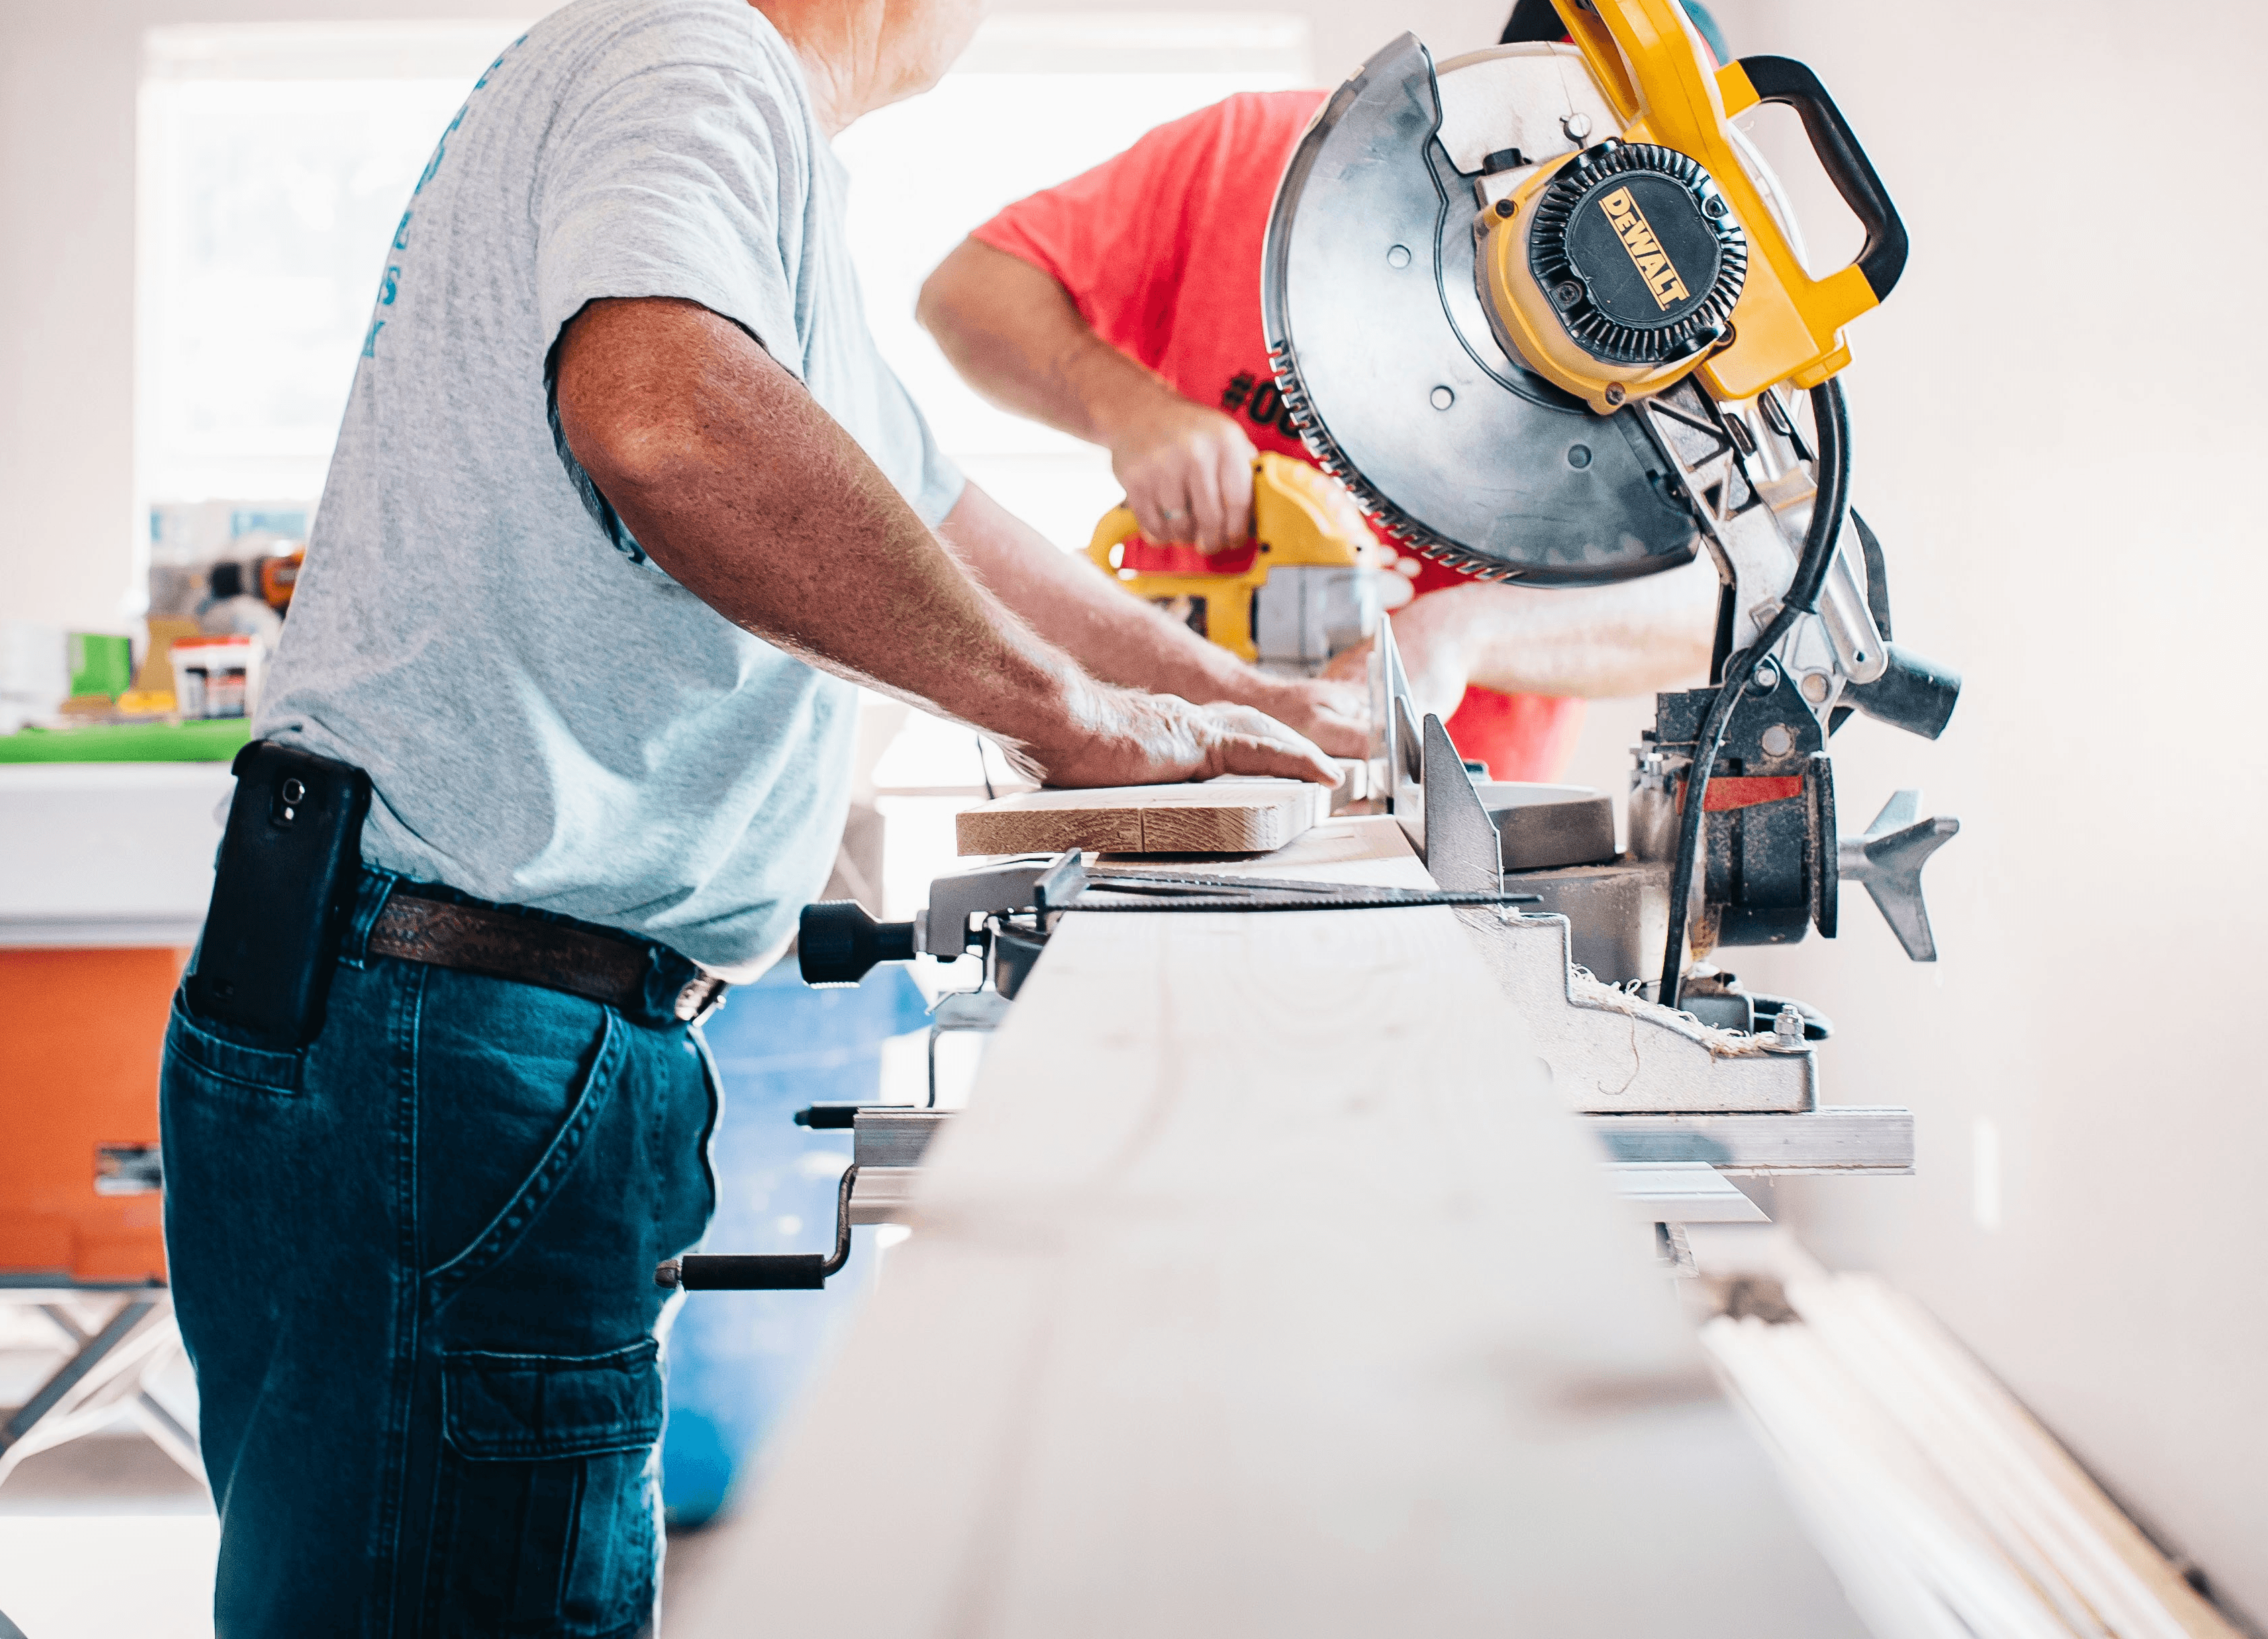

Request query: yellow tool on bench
[{"left": 1085, "top": 451, "right": 1385, "bottom": 675}]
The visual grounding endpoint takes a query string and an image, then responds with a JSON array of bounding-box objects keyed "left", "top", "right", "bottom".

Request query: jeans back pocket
[{"left": 428, "top": 1338, "right": 664, "bottom": 1636}]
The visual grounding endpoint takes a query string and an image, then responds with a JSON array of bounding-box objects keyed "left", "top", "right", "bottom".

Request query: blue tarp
[{"left": 661, "top": 959, "right": 931, "bottom": 1527}]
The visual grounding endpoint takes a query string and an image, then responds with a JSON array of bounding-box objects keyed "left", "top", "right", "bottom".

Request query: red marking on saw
[
  {"left": 1681, "top": 775, "right": 1805, "bottom": 812},
  {"left": 1117, "top": 538, "right": 1259, "bottom": 575}
]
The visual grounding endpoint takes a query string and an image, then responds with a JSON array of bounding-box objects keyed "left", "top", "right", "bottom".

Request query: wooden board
[
  {"left": 954, "top": 777, "right": 1330, "bottom": 856},
  {"left": 1706, "top": 1271, "right": 2251, "bottom": 1639},
  {"left": 675, "top": 817, "right": 1866, "bottom": 1638}
]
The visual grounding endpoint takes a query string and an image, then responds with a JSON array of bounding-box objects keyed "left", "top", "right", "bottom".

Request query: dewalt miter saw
[{"left": 1265, "top": 0, "right": 1961, "bottom": 1009}]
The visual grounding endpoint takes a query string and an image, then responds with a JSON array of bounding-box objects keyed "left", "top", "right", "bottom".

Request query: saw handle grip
[{"left": 1734, "top": 56, "right": 1908, "bottom": 303}]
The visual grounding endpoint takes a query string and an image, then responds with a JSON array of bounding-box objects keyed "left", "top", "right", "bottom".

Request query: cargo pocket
[{"left": 426, "top": 1338, "right": 665, "bottom": 1638}]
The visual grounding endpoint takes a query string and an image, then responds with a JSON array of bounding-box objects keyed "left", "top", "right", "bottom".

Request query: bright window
[
  {"left": 138, "top": 23, "right": 534, "bottom": 509},
  {"left": 835, "top": 13, "right": 1310, "bottom": 546},
  {"left": 138, "top": 12, "right": 1309, "bottom": 532}
]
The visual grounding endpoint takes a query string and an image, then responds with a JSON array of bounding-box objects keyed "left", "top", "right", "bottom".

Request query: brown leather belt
[{"left": 368, "top": 891, "right": 728, "bottom": 1024}]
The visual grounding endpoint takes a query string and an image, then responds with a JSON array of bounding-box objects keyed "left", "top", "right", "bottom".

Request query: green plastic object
[
  {"left": 0, "top": 719, "right": 251, "bottom": 763},
  {"left": 67, "top": 633, "right": 135, "bottom": 699}
]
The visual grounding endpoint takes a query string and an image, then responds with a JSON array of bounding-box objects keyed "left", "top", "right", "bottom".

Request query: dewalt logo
[{"left": 1598, "top": 187, "right": 1689, "bottom": 309}]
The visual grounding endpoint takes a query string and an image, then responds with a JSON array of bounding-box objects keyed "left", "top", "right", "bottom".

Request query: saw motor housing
[{"left": 1474, "top": 0, "right": 1907, "bottom": 415}]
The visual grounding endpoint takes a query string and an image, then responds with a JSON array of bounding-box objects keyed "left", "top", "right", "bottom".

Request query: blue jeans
[{"left": 161, "top": 871, "right": 717, "bottom": 1638}]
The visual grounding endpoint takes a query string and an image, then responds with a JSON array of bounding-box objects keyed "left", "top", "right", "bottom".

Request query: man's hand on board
[
  {"left": 1011, "top": 685, "right": 1340, "bottom": 791},
  {"left": 1242, "top": 674, "right": 1369, "bottom": 760}
]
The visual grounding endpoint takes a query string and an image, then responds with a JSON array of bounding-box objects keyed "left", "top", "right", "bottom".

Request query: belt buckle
[{"left": 673, "top": 973, "right": 730, "bottom": 1026}]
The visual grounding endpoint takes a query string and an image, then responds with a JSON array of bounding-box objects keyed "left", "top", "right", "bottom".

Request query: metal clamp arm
[{"left": 656, "top": 1164, "right": 859, "bottom": 1291}]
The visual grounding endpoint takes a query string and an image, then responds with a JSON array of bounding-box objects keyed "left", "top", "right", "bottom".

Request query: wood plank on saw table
[
  {"left": 954, "top": 777, "right": 1332, "bottom": 857},
  {"left": 675, "top": 817, "right": 1865, "bottom": 1639}
]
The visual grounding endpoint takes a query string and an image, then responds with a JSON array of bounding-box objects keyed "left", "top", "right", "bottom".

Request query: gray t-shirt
[{"left": 260, "top": 0, "right": 963, "bottom": 975}]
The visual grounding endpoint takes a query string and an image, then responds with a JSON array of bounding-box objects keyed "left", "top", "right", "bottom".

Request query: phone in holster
[{"left": 187, "top": 740, "right": 373, "bottom": 1046}]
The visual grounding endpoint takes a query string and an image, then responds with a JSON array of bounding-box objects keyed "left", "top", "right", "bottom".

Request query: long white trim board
[{"left": 675, "top": 817, "right": 1863, "bottom": 1636}]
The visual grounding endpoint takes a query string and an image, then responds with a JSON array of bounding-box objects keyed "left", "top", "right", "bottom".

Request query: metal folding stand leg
[
  {"left": 928, "top": 989, "right": 1009, "bottom": 1106},
  {"left": 0, "top": 1285, "right": 202, "bottom": 1491}
]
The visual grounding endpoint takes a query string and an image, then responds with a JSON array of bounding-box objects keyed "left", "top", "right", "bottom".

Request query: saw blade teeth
[{"left": 1269, "top": 336, "right": 1473, "bottom": 567}]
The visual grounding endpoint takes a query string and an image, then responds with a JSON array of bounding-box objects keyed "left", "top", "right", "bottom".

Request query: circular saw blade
[{"left": 1262, "top": 34, "right": 1697, "bottom": 585}]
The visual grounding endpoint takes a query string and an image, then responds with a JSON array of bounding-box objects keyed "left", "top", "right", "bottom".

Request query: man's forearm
[
  {"left": 936, "top": 481, "right": 1251, "bottom": 701},
  {"left": 917, "top": 238, "right": 1175, "bottom": 448},
  {"left": 921, "top": 237, "right": 1261, "bottom": 552},
  {"left": 554, "top": 297, "right": 1093, "bottom": 751},
  {"left": 1410, "top": 556, "right": 1721, "bottom": 699},
  {"left": 552, "top": 297, "right": 1344, "bottom": 790}
]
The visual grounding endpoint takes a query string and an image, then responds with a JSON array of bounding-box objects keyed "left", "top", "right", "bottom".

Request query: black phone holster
[{"left": 185, "top": 740, "right": 374, "bottom": 1046}]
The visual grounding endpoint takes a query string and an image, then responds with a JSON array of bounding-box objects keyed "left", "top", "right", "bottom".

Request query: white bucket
[{"left": 0, "top": 621, "right": 68, "bottom": 735}]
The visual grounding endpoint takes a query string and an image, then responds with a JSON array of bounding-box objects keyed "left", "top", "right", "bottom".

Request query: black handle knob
[
  {"left": 663, "top": 1253, "right": 828, "bottom": 1291},
  {"left": 798, "top": 900, "right": 916, "bottom": 986},
  {"left": 1843, "top": 644, "right": 1960, "bottom": 742}
]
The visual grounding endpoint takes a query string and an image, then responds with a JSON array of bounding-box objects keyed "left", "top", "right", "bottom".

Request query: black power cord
[{"left": 1658, "top": 379, "right": 1851, "bottom": 1010}]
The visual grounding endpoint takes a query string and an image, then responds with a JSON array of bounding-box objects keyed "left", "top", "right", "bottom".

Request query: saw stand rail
[{"left": 655, "top": 817, "right": 1912, "bottom": 1296}]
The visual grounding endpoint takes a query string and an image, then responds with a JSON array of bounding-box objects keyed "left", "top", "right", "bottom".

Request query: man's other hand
[
  {"left": 1016, "top": 688, "right": 1339, "bottom": 790},
  {"left": 1244, "top": 675, "right": 1368, "bottom": 760},
  {"left": 1324, "top": 564, "right": 1719, "bottom": 709},
  {"left": 1324, "top": 620, "right": 1471, "bottom": 727},
  {"left": 1108, "top": 399, "right": 1258, "bottom": 554}
]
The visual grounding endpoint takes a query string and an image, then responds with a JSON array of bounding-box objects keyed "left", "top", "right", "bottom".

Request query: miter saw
[{"left": 1263, "top": 0, "right": 1960, "bottom": 1011}]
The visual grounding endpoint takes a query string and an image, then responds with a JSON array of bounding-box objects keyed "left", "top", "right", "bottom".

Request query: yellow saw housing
[
  {"left": 1478, "top": 0, "right": 1907, "bottom": 414},
  {"left": 1087, "top": 452, "right": 1381, "bottom": 668}
]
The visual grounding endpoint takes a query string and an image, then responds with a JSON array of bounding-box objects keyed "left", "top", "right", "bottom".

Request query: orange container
[{"left": 0, "top": 947, "right": 183, "bottom": 1282}]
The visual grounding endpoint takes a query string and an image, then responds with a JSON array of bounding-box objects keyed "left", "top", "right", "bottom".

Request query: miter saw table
[
  {"left": 660, "top": 721, "right": 1913, "bottom": 1295},
  {"left": 663, "top": 0, "right": 1956, "bottom": 1294}
]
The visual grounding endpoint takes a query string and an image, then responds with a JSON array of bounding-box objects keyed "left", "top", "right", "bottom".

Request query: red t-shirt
[{"left": 971, "top": 90, "right": 1585, "bottom": 783}]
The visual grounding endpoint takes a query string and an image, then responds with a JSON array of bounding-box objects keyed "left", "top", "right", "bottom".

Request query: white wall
[
  {"left": 0, "top": 3, "right": 147, "bottom": 632},
  {"left": 1703, "top": 0, "right": 2268, "bottom": 1619}
]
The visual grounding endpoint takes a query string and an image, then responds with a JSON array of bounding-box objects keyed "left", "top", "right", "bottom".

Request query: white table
[{"left": 0, "top": 762, "right": 230, "bottom": 947}]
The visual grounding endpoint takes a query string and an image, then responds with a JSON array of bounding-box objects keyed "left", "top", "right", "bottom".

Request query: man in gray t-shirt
[
  {"left": 261, "top": 0, "right": 1354, "bottom": 977},
  {"left": 162, "top": 1, "right": 1365, "bottom": 1632}
]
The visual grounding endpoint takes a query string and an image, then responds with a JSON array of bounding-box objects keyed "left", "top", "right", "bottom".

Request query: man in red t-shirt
[{"left": 918, "top": 40, "right": 1722, "bottom": 780}]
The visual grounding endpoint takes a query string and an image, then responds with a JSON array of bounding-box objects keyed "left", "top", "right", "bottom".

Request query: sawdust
[{"left": 1564, "top": 964, "right": 1775, "bottom": 1058}]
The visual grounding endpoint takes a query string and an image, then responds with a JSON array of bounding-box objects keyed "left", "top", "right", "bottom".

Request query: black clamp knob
[{"left": 798, "top": 901, "right": 916, "bottom": 987}]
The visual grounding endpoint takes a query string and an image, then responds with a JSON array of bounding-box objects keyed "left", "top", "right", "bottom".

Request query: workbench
[
  {"left": 0, "top": 759, "right": 224, "bottom": 1494},
  {"left": 675, "top": 814, "right": 1867, "bottom": 1636}
]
